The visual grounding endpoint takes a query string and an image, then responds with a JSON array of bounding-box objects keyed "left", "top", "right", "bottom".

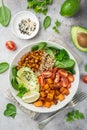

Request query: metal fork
[{"left": 38, "top": 92, "right": 87, "bottom": 129}]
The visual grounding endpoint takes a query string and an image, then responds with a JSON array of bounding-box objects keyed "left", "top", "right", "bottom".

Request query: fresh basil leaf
[
  {"left": 0, "top": 62, "right": 9, "bottom": 73},
  {"left": 4, "top": 103, "right": 17, "bottom": 118},
  {"left": 43, "top": 16, "right": 51, "bottom": 30},
  {"left": 0, "top": 0, "right": 11, "bottom": 26},
  {"left": 55, "top": 59, "right": 75, "bottom": 69}
]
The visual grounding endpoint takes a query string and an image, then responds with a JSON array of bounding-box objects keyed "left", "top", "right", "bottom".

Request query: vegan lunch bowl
[{"left": 9, "top": 41, "right": 79, "bottom": 113}]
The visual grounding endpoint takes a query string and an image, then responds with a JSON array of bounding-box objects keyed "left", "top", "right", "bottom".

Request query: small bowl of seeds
[{"left": 11, "top": 11, "right": 40, "bottom": 39}]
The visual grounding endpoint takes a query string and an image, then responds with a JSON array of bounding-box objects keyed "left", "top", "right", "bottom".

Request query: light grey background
[{"left": 0, "top": 0, "right": 87, "bottom": 130}]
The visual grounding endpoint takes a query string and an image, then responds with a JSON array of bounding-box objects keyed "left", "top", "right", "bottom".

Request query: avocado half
[{"left": 71, "top": 26, "right": 87, "bottom": 52}]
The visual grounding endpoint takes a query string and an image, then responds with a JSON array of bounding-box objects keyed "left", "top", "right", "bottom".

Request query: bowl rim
[
  {"left": 11, "top": 11, "right": 40, "bottom": 40},
  {"left": 9, "top": 40, "right": 80, "bottom": 113}
]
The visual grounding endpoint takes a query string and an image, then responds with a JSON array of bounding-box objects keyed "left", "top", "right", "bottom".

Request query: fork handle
[{"left": 38, "top": 105, "right": 68, "bottom": 129}]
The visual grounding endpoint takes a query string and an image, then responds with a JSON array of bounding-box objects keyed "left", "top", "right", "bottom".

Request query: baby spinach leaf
[
  {"left": 38, "top": 42, "right": 47, "bottom": 50},
  {"left": 43, "top": 16, "right": 51, "bottom": 30},
  {"left": 55, "top": 59, "right": 75, "bottom": 69},
  {"left": 31, "top": 45, "right": 39, "bottom": 51},
  {"left": 4, "top": 103, "right": 17, "bottom": 118},
  {"left": 0, "top": 0, "right": 11, "bottom": 26},
  {"left": 12, "top": 66, "right": 17, "bottom": 77},
  {"left": 56, "top": 49, "right": 69, "bottom": 61},
  {"left": 11, "top": 77, "right": 19, "bottom": 90},
  {"left": 45, "top": 47, "right": 55, "bottom": 58},
  {"left": 0, "top": 62, "right": 9, "bottom": 73},
  {"left": 17, "top": 84, "right": 27, "bottom": 98}
]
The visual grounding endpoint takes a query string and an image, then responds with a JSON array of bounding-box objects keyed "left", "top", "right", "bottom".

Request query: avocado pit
[{"left": 77, "top": 33, "right": 87, "bottom": 48}]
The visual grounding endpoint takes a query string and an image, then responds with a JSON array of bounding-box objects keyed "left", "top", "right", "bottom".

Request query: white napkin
[{"left": 5, "top": 36, "right": 82, "bottom": 119}]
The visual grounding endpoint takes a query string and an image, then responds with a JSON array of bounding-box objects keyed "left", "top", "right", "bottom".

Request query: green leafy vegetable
[
  {"left": 84, "top": 64, "right": 87, "bottom": 72},
  {"left": 56, "top": 49, "right": 69, "bottom": 61},
  {"left": 27, "top": 0, "right": 53, "bottom": 15},
  {"left": 45, "top": 48, "right": 55, "bottom": 58},
  {"left": 52, "top": 20, "right": 61, "bottom": 33},
  {"left": 0, "top": 62, "right": 9, "bottom": 73},
  {"left": 0, "top": 0, "right": 11, "bottom": 26},
  {"left": 31, "top": 45, "right": 39, "bottom": 51},
  {"left": 17, "top": 84, "right": 27, "bottom": 98},
  {"left": 66, "top": 110, "right": 85, "bottom": 122},
  {"left": 55, "top": 59, "right": 75, "bottom": 69},
  {"left": 43, "top": 16, "right": 51, "bottom": 30},
  {"left": 12, "top": 66, "right": 17, "bottom": 77},
  {"left": 47, "top": 46, "right": 60, "bottom": 55},
  {"left": 4, "top": 103, "right": 17, "bottom": 118},
  {"left": 38, "top": 42, "right": 47, "bottom": 50},
  {"left": 11, "top": 77, "right": 19, "bottom": 90}
]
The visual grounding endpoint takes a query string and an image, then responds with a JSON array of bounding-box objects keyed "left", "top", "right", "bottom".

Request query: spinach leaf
[
  {"left": 47, "top": 46, "right": 60, "bottom": 55},
  {"left": 31, "top": 45, "right": 39, "bottom": 51},
  {"left": 0, "top": 62, "right": 9, "bottom": 73},
  {"left": 4, "top": 103, "right": 17, "bottom": 118},
  {"left": 56, "top": 49, "right": 69, "bottom": 61},
  {"left": 38, "top": 42, "right": 47, "bottom": 50},
  {"left": 45, "top": 47, "right": 55, "bottom": 58},
  {"left": 43, "top": 16, "right": 51, "bottom": 30},
  {"left": 52, "top": 20, "right": 61, "bottom": 33},
  {"left": 11, "top": 77, "right": 19, "bottom": 90},
  {"left": 55, "top": 59, "right": 75, "bottom": 69},
  {"left": 12, "top": 66, "right": 17, "bottom": 77},
  {"left": 0, "top": 0, "right": 11, "bottom": 26}
]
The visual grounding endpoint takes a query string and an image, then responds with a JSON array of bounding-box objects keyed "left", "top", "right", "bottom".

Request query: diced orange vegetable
[
  {"left": 46, "top": 78, "right": 53, "bottom": 84},
  {"left": 34, "top": 101, "right": 43, "bottom": 107},
  {"left": 62, "top": 88, "right": 70, "bottom": 95},
  {"left": 56, "top": 94, "right": 65, "bottom": 101},
  {"left": 44, "top": 101, "right": 51, "bottom": 108},
  {"left": 47, "top": 93, "right": 54, "bottom": 101},
  {"left": 44, "top": 84, "right": 49, "bottom": 90},
  {"left": 40, "top": 91, "right": 47, "bottom": 98}
]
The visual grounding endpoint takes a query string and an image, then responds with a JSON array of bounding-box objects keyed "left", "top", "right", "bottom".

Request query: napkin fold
[{"left": 5, "top": 36, "right": 82, "bottom": 119}]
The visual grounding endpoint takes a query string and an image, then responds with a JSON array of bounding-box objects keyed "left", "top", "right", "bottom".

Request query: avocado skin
[{"left": 71, "top": 26, "right": 87, "bottom": 52}]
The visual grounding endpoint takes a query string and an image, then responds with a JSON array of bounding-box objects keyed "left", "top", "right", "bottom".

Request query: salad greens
[
  {"left": 52, "top": 20, "right": 61, "bottom": 33},
  {"left": 0, "top": 0, "right": 11, "bottom": 26},
  {"left": 66, "top": 110, "right": 85, "bottom": 122},
  {"left": 31, "top": 42, "right": 76, "bottom": 73},
  {"left": 0, "top": 62, "right": 9, "bottom": 73},
  {"left": 4, "top": 103, "right": 17, "bottom": 118},
  {"left": 84, "top": 64, "right": 87, "bottom": 72},
  {"left": 43, "top": 16, "right": 51, "bottom": 30},
  {"left": 27, "top": 0, "right": 53, "bottom": 15},
  {"left": 11, "top": 66, "right": 27, "bottom": 97}
]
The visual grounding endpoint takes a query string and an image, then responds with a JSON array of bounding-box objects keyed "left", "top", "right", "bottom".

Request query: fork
[{"left": 38, "top": 92, "right": 87, "bottom": 129}]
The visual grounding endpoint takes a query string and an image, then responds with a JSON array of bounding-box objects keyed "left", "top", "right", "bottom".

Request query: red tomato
[
  {"left": 61, "top": 77, "right": 69, "bottom": 88},
  {"left": 82, "top": 75, "right": 87, "bottom": 83},
  {"left": 68, "top": 74, "right": 74, "bottom": 82},
  {"left": 42, "top": 71, "right": 52, "bottom": 78},
  {"left": 38, "top": 76, "right": 45, "bottom": 87},
  {"left": 54, "top": 72, "right": 60, "bottom": 83},
  {"left": 58, "top": 69, "right": 68, "bottom": 77},
  {"left": 5, "top": 41, "right": 16, "bottom": 51},
  {"left": 51, "top": 67, "right": 58, "bottom": 79}
]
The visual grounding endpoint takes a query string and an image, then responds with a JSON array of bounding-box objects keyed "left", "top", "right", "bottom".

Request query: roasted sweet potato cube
[
  {"left": 44, "top": 101, "right": 51, "bottom": 108},
  {"left": 47, "top": 93, "right": 54, "bottom": 100},
  {"left": 46, "top": 78, "right": 53, "bottom": 84},
  {"left": 40, "top": 91, "right": 47, "bottom": 98},
  {"left": 34, "top": 100, "right": 43, "bottom": 107},
  {"left": 44, "top": 84, "right": 49, "bottom": 90},
  {"left": 57, "top": 94, "right": 65, "bottom": 101},
  {"left": 62, "top": 88, "right": 70, "bottom": 95}
]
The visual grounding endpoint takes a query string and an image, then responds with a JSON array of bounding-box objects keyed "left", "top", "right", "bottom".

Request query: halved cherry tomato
[
  {"left": 54, "top": 72, "right": 60, "bottom": 83},
  {"left": 61, "top": 77, "right": 69, "bottom": 88},
  {"left": 5, "top": 41, "right": 17, "bottom": 51},
  {"left": 51, "top": 67, "right": 58, "bottom": 79},
  {"left": 42, "top": 71, "right": 52, "bottom": 78},
  {"left": 82, "top": 75, "right": 87, "bottom": 83},
  {"left": 68, "top": 74, "right": 74, "bottom": 82},
  {"left": 58, "top": 69, "right": 68, "bottom": 77},
  {"left": 38, "top": 76, "right": 45, "bottom": 87}
]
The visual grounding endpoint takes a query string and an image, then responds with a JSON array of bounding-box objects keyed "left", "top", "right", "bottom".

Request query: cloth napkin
[{"left": 5, "top": 36, "right": 82, "bottom": 119}]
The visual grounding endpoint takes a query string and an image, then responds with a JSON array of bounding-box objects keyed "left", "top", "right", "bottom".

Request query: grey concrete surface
[{"left": 0, "top": 0, "right": 87, "bottom": 130}]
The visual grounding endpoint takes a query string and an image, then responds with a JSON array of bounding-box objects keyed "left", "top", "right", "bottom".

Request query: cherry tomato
[
  {"left": 82, "top": 75, "right": 87, "bottom": 83},
  {"left": 38, "top": 76, "right": 45, "bottom": 87},
  {"left": 5, "top": 41, "right": 16, "bottom": 51},
  {"left": 42, "top": 71, "right": 52, "bottom": 78},
  {"left": 54, "top": 72, "right": 60, "bottom": 83},
  {"left": 61, "top": 77, "right": 69, "bottom": 88},
  {"left": 68, "top": 74, "right": 74, "bottom": 82},
  {"left": 58, "top": 69, "right": 68, "bottom": 77}
]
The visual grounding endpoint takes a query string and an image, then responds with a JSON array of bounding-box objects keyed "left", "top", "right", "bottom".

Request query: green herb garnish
[
  {"left": 84, "top": 64, "right": 87, "bottom": 72},
  {"left": 52, "top": 20, "right": 61, "bottom": 33},
  {"left": 0, "top": 62, "right": 9, "bottom": 73},
  {"left": 4, "top": 103, "right": 17, "bottom": 118},
  {"left": 27, "top": 0, "right": 53, "bottom": 15},
  {"left": 0, "top": 0, "right": 11, "bottom": 26},
  {"left": 66, "top": 110, "right": 85, "bottom": 122},
  {"left": 43, "top": 16, "right": 51, "bottom": 30}
]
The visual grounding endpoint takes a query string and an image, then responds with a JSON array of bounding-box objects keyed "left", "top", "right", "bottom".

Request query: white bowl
[
  {"left": 11, "top": 11, "right": 40, "bottom": 39},
  {"left": 9, "top": 41, "right": 79, "bottom": 113}
]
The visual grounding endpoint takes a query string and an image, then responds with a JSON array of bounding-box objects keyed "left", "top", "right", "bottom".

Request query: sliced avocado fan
[{"left": 71, "top": 26, "right": 87, "bottom": 52}]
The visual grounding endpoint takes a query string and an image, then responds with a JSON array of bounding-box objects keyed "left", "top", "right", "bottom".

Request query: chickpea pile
[{"left": 17, "top": 50, "right": 43, "bottom": 72}]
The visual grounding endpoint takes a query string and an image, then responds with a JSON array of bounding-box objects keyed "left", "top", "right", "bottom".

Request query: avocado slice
[{"left": 71, "top": 26, "right": 87, "bottom": 52}]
